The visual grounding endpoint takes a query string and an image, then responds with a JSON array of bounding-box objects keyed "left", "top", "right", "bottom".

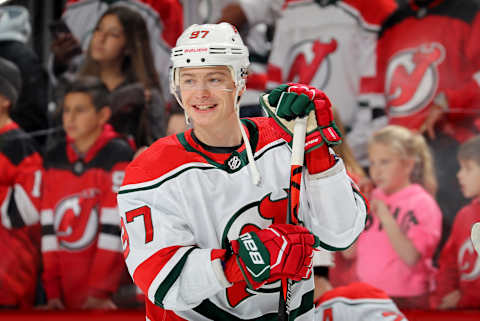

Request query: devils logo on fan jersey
[
  {"left": 54, "top": 188, "right": 100, "bottom": 250},
  {"left": 221, "top": 191, "right": 288, "bottom": 307},
  {"left": 269, "top": 38, "right": 338, "bottom": 88},
  {"left": 385, "top": 43, "right": 445, "bottom": 117},
  {"left": 458, "top": 238, "right": 480, "bottom": 281}
]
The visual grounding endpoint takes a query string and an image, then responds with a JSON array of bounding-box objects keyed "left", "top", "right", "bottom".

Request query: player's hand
[
  {"left": 438, "top": 290, "right": 461, "bottom": 310},
  {"left": 82, "top": 296, "right": 117, "bottom": 310},
  {"left": 261, "top": 83, "right": 342, "bottom": 173},
  {"left": 224, "top": 224, "right": 320, "bottom": 290}
]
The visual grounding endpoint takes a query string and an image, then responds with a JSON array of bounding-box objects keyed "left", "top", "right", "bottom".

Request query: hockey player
[
  {"left": 118, "top": 22, "right": 367, "bottom": 320},
  {"left": 312, "top": 250, "right": 409, "bottom": 321},
  {"left": 41, "top": 77, "right": 133, "bottom": 309},
  {"left": 0, "top": 57, "right": 43, "bottom": 308}
]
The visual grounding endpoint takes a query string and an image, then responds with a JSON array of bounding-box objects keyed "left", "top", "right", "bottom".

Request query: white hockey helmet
[{"left": 170, "top": 22, "right": 250, "bottom": 95}]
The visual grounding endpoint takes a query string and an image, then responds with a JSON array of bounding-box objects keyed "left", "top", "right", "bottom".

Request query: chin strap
[{"left": 234, "top": 85, "right": 262, "bottom": 186}]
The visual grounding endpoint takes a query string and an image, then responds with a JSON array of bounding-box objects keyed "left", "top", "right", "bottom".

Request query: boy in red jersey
[
  {"left": 41, "top": 77, "right": 133, "bottom": 310},
  {"left": 431, "top": 135, "right": 480, "bottom": 309}
]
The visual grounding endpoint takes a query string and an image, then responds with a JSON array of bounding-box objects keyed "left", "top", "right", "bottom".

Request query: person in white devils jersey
[{"left": 117, "top": 22, "right": 367, "bottom": 321}]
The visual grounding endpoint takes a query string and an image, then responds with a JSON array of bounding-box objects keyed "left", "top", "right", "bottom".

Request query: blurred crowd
[{"left": 0, "top": 0, "right": 479, "bottom": 313}]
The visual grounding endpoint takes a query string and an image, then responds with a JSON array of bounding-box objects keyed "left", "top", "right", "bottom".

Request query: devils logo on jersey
[
  {"left": 286, "top": 38, "right": 338, "bottom": 88},
  {"left": 54, "top": 188, "right": 100, "bottom": 250},
  {"left": 385, "top": 43, "right": 445, "bottom": 117},
  {"left": 458, "top": 238, "right": 480, "bottom": 281},
  {"left": 221, "top": 190, "right": 288, "bottom": 307}
]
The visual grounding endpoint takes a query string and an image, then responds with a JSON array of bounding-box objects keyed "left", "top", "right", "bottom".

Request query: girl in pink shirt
[{"left": 356, "top": 125, "right": 442, "bottom": 309}]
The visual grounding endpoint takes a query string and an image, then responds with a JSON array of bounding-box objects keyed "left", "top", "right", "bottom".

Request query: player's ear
[{"left": 98, "top": 105, "right": 112, "bottom": 124}]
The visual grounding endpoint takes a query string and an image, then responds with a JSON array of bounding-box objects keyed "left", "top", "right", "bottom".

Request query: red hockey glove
[
  {"left": 224, "top": 224, "right": 320, "bottom": 290},
  {"left": 261, "top": 83, "right": 342, "bottom": 173}
]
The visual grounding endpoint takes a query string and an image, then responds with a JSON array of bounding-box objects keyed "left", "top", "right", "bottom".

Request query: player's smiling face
[{"left": 178, "top": 66, "right": 237, "bottom": 129}]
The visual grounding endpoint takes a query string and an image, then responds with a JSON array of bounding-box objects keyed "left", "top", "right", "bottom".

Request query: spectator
[
  {"left": 0, "top": 57, "right": 43, "bottom": 308},
  {"left": 312, "top": 250, "right": 409, "bottom": 321},
  {"left": 52, "top": 6, "right": 167, "bottom": 148},
  {"left": 0, "top": 5, "right": 49, "bottom": 146},
  {"left": 40, "top": 77, "right": 133, "bottom": 310},
  {"left": 356, "top": 125, "right": 442, "bottom": 309},
  {"left": 50, "top": 0, "right": 183, "bottom": 103},
  {"left": 166, "top": 100, "right": 188, "bottom": 136},
  {"left": 430, "top": 135, "right": 480, "bottom": 309},
  {"left": 360, "top": 0, "right": 480, "bottom": 249}
]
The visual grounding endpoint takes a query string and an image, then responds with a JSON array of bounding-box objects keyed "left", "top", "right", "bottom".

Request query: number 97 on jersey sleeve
[{"left": 121, "top": 205, "right": 153, "bottom": 259}]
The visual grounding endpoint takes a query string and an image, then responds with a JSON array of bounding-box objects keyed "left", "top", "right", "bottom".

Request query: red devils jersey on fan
[
  {"left": 431, "top": 198, "right": 480, "bottom": 309},
  {"left": 361, "top": 0, "right": 480, "bottom": 142},
  {"left": 41, "top": 125, "right": 133, "bottom": 308},
  {"left": 0, "top": 121, "right": 42, "bottom": 308}
]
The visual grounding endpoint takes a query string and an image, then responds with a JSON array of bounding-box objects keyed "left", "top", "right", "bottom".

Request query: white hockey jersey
[
  {"left": 117, "top": 117, "right": 367, "bottom": 320},
  {"left": 314, "top": 282, "right": 409, "bottom": 321}
]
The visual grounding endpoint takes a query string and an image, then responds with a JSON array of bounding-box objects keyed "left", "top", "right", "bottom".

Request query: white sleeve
[
  {"left": 300, "top": 158, "right": 367, "bottom": 249},
  {"left": 117, "top": 184, "right": 226, "bottom": 311},
  {"left": 239, "top": 0, "right": 284, "bottom": 26}
]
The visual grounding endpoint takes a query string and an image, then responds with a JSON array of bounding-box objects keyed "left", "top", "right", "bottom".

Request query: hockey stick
[
  {"left": 471, "top": 222, "right": 480, "bottom": 255},
  {"left": 278, "top": 116, "right": 307, "bottom": 321}
]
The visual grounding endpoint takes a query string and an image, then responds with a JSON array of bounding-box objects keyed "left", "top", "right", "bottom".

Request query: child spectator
[
  {"left": 356, "top": 125, "right": 442, "bottom": 309},
  {"left": 40, "top": 77, "right": 133, "bottom": 310},
  {"left": 430, "top": 135, "right": 480, "bottom": 309},
  {"left": 0, "top": 57, "right": 43, "bottom": 308},
  {"left": 53, "top": 6, "right": 166, "bottom": 148}
]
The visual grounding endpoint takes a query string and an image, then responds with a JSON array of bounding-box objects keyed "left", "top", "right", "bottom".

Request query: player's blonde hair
[{"left": 369, "top": 125, "right": 437, "bottom": 195}]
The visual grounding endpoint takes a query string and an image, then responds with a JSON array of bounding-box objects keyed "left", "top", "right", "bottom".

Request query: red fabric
[
  {"left": 132, "top": 246, "right": 182, "bottom": 297},
  {"left": 430, "top": 198, "right": 480, "bottom": 309},
  {"left": 145, "top": 298, "right": 187, "bottom": 321},
  {"left": 315, "top": 282, "right": 390, "bottom": 307},
  {"left": 0, "top": 121, "right": 43, "bottom": 308},
  {"left": 362, "top": 3, "right": 480, "bottom": 142},
  {"left": 41, "top": 126, "right": 132, "bottom": 308},
  {"left": 230, "top": 224, "right": 316, "bottom": 289},
  {"left": 66, "top": 124, "right": 120, "bottom": 163}
]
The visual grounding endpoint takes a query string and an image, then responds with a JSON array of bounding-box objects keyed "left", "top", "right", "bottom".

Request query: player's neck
[{"left": 193, "top": 120, "right": 243, "bottom": 147}]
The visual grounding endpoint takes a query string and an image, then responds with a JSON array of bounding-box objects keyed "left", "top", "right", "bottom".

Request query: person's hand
[
  {"left": 438, "top": 290, "right": 461, "bottom": 310},
  {"left": 261, "top": 83, "right": 342, "bottom": 173},
  {"left": 82, "top": 296, "right": 117, "bottom": 310},
  {"left": 36, "top": 298, "right": 65, "bottom": 310},
  {"left": 420, "top": 93, "right": 447, "bottom": 139},
  {"left": 51, "top": 33, "right": 82, "bottom": 66},
  {"left": 371, "top": 199, "right": 390, "bottom": 223},
  {"left": 419, "top": 104, "right": 444, "bottom": 139},
  {"left": 224, "top": 224, "right": 319, "bottom": 290}
]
